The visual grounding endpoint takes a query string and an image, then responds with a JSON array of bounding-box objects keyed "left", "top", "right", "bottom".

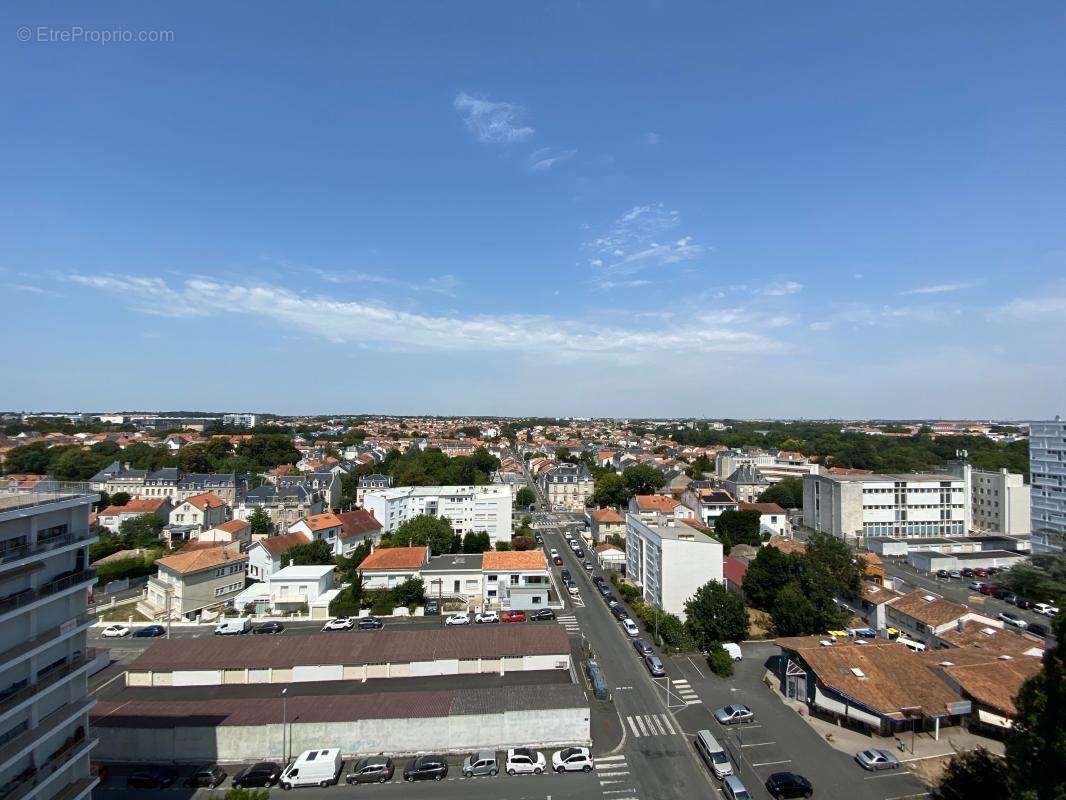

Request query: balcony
[
  {"left": 0, "top": 485, "right": 97, "bottom": 518},
  {"left": 0, "top": 614, "right": 92, "bottom": 675},
  {"left": 0, "top": 531, "right": 98, "bottom": 573},
  {"left": 0, "top": 696, "right": 95, "bottom": 772},
  {"left": 0, "top": 571, "right": 96, "bottom": 621},
  {"left": 0, "top": 654, "right": 93, "bottom": 718},
  {"left": 0, "top": 725, "right": 94, "bottom": 800}
]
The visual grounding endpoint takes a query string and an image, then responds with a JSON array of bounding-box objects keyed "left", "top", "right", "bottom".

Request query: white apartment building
[
  {"left": 1030, "top": 417, "right": 1066, "bottom": 553},
  {"left": 362, "top": 484, "right": 513, "bottom": 544},
  {"left": 624, "top": 514, "right": 723, "bottom": 620},
  {"left": 803, "top": 469, "right": 968, "bottom": 543},
  {"left": 0, "top": 482, "right": 100, "bottom": 800},
  {"left": 949, "top": 463, "right": 1030, "bottom": 536}
]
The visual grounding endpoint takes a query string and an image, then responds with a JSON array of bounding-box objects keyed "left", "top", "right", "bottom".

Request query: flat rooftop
[{"left": 821, "top": 472, "right": 959, "bottom": 483}]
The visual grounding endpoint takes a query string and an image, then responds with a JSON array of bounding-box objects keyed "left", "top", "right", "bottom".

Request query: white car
[
  {"left": 550, "top": 549, "right": 559, "bottom": 558},
  {"left": 552, "top": 746, "right": 593, "bottom": 773},
  {"left": 1034, "top": 603, "right": 1059, "bottom": 617},
  {"left": 621, "top": 618, "right": 640, "bottom": 637},
  {"left": 446, "top": 612, "right": 471, "bottom": 626},
  {"left": 505, "top": 747, "right": 546, "bottom": 775},
  {"left": 322, "top": 617, "right": 354, "bottom": 631},
  {"left": 475, "top": 610, "right": 500, "bottom": 624},
  {"left": 101, "top": 624, "right": 130, "bottom": 638},
  {"left": 567, "top": 584, "right": 580, "bottom": 596}
]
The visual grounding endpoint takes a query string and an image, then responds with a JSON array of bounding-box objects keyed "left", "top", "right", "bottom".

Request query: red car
[
  {"left": 553, "top": 556, "right": 563, "bottom": 565},
  {"left": 502, "top": 610, "right": 527, "bottom": 623},
  {"left": 973, "top": 567, "right": 990, "bottom": 578},
  {"left": 979, "top": 583, "right": 998, "bottom": 596}
]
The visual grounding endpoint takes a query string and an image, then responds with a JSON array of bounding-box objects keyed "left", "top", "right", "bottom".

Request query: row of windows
[{"left": 215, "top": 582, "right": 243, "bottom": 597}]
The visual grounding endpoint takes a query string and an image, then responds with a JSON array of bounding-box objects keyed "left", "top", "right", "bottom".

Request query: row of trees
[
  {"left": 997, "top": 552, "right": 1065, "bottom": 605},
  {"left": 340, "top": 446, "right": 502, "bottom": 505},
  {"left": 586, "top": 464, "right": 667, "bottom": 507}
]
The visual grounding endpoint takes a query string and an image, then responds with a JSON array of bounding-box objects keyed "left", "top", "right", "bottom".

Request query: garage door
[{"left": 292, "top": 665, "right": 344, "bottom": 682}]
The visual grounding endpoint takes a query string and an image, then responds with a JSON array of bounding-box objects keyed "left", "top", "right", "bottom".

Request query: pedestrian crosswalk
[
  {"left": 596, "top": 753, "right": 638, "bottom": 798},
  {"left": 671, "top": 678, "right": 701, "bottom": 705},
  {"left": 558, "top": 614, "right": 582, "bottom": 634},
  {"left": 624, "top": 713, "right": 678, "bottom": 738}
]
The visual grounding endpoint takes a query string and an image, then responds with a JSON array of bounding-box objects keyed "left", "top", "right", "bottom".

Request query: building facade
[
  {"left": 1030, "top": 417, "right": 1066, "bottom": 553},
  {"left": 362, "top": 485, "right": 512, "bottom": 544},
  {"left": 141, "top": 547, "right": 248, "bottom": 620},
  {"left": 803, "top": 470, "right": 967, "bottom": 543},
  {"left": 539, "top": 464, "right": 594, "bottom": 512},
  {"left": 0, "top": 482, "right": 100, "bottom": 800},
  {"left": 949, "top": 463, "right": 1030, "bottom": 536}
]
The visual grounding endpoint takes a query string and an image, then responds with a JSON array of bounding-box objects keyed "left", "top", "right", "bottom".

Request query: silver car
[
  {"left": 855, "top": 749, "right": 900, "bottom": 771},
  {"left": 462, "top": 750, "right": 498, "bottom": 777},
  {"left": 714, "top": 704, "right": 755, "bottom": 725},
  {"left": 723, "top": 775, "right": 752, "bottom": 800},
  {"left": 645, "top": 654, "right": 666, "bottom": 677}
]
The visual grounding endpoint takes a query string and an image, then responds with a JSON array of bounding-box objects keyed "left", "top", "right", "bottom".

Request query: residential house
[
  {"left": 421, "top": 553, "right": 484, "bottom": 607},
  {"left": 336, "top": 508, "right": 383, "bottom": 553},
  {"left": 586, "top": 507, "right": 626, "bottom": 543},
  {"left": 264, "top": 564, "right": 337, "bottom": 614},
  {"left": 885, "top": 590, "right": 1002, "bottom": 646},
  {"left": 594, "top": 542, "right": 626, "bottom": 572},
  {"left": 723, "top": 556, "right": 748, "bottom": 595},
  {"left": 539, "top": 463, "right": 594, "bottom": 512},
  {"left": 234, "top": 484, "right": 323, "bottom": 530},
  {"left": 482, "top": 550, "right": 551, "bottom": 611},
  {"left": 722, "top": 464, "right": 770, "bottom": 504},
  {"left": 140, "top": 545, "right": 248, "bottom": 620},
  {"left": 277, "top": 472, "right": 341, "bottom": 511},
  {"left": 168, "top": 491, "right": 229, "bottom": 532},
  {"left": 358, "top": 546, "right": 430, "bottom": 590},
  {"left": 197, "top": 518, "right": 251, "bottom": 548},
  {"left": 287, "top": 512, "right": 345, "bottom": 555},
  {"left": 246, "top": 531, "right": 311, "bottom": 582},
  {"left": 738, "top": 502, "right": 787, "bottom": 536},
  {"left": 680, "top": 487, "right": 738, "bottom": 526},
  {"left": 356, "top": 473, "right": 392, "bottom": 505},
  {"left": 627, "top": 495, "right": 695, "bottom": 523},
  {"left": 97, "top": 497, "right": 172, "bottom": 533}
]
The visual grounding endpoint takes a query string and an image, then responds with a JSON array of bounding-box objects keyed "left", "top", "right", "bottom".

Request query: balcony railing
[
  {"left": 0, "top": 654, "right": 91, "bottom": 716},
  {"left": 0, "top": 724, "right": 91, "bottom": 800},
  {"left": 0, "top": 696, "right": 94, "bottom": 768},
  {"left": 0, "top": 530, "right": 97, "bottom": 569},
  {"left": 0, "top": 614, "right": 91, "bottom": 671},
  {"left": 0, "top": 570, "right": 96, "bottom": 616},
  {"left": 0, "top": 483, "right": 96, "bottom": 515}
]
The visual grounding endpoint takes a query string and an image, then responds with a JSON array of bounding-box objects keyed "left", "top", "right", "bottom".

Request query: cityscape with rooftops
[{"left": 4, "top": 3, "right": 1065, "bottom": 800}]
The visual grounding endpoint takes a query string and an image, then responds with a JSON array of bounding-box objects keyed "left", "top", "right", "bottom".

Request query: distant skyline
[{"left": 2, "top": 3, "right": 1065, "bottom": 417}]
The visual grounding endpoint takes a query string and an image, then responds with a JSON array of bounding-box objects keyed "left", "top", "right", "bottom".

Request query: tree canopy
[
  {"left": 622, "top": 464, "right": 667, "bottom": 495},
  {"left": 756, "top": 477, "right": 803, "bottom": 509},
  {"left": 587, "top": 472, "right": 630, "bottom": 508},
  {"left": 391, "top": 514, "right": 455, "bottom": 554},
  {"left": 281, "top": 539, "right": 334, "bottom": 567},
  {"left": 515, "top": 486, "right": 536, "bottom": 508},
  {"left": 684, "top": 580, "right": 749, "bottom": 647},
  {"left": 714, "top": 509, "right": 763, "bottom": 551}
]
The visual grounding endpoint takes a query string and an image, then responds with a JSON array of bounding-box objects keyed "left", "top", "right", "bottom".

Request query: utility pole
[
  {"left": 281, "top": 687, "right": 288, "bottom": 763},
  {"left": 437, "top": 579, "right": 443, "bottom": 627},
  {"left": 165, "top": 586, "right": 173, "bottom": 639}
]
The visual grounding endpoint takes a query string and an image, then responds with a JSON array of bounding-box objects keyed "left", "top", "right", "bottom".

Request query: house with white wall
[
  {"left": 358, "top": 546, "right": 429, "bottom": 589},
  {"left": 246, "top": 530, "right": 311, "bottom": 581},
  {"left": 482, "top": 550, "right": 550, "bottom": 611},
  {"left": 169, "top": 491, "right": 229, "bottom": 533}
]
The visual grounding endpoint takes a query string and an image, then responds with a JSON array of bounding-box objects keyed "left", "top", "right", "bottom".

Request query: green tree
[
  {"left": 622, "top": 464, "right": 666, "bottom": 495},
  {"left": 392, "top": 515, "right": 455, "bottom": 554},
  {"left": 515, "top": 486, "right": 536, "bottom": 508},
  {"left": 49, "top": 447, "right": 109, "bottom": 481},
  {"left": 495, "top": 540, "right": 513, "bottom": 551},
  {"left": 2, "top": 442, "right": 51, "bottom": 474},
  {"left": 461, "top": 531, "right": 491, "bottom": 553},
  {"left": 714, "top": 509, "right": 763, "bottom": 551},
  {"left": 117, "top": 514, "right": 164, "bottom": 548},
  {"left": 705, "top": 643, "right": 735, "bottom": 678},
  {"left": 587, "top": 472, "right": 629, "bottom": 508},
  {"left": 932, "top": 748, "right": 1010, "bottom": 800},
  {"left": 109, "top": 492, "right": 131, "bottom": 507},
  {"left": 512, "top": 535, "right": 534, "bottom": 551},
  {"left": 684, "top": 580, "right": 749, "bottom": 648},
  {"left": 805, "top": 531, "right": 864, "bottom": 603},
  {"left": 90, "top": 440, "right": 121, "bottom": 457},
  {"left": 1000, "top": 553, "right": 1066, "bottom": 605},
  {"left": 247, "top": 507, "right": 274, "bottom": 538},
  {"left": 770, "top": 582, "right": 823, "bottom": 636},
  {"left": 176, "top": 444, "right": 214, "bottom": 473},
  {"left": 1005, "top": 613, "right": 1066, "bottom": 800},
  {"left": 235, "top": 434, "right": 301, "bottom": 469},
  {"left": 756, "top": 477, "right": 803, "bottom": 509},
  {"left": 281, "top": 539, "right": 334, "bottom": 567},
  {"left": 685, "top": 455, "right": 713, "bottom": 480},
  {"left": 335, "top": 541, "right": 372, "bottom": 582},
  {"left": 391, "top": 577, "right": 425, "bottom": 607},
  {"left": 743, "top": 545, "right": 799, "bottom": 611}
]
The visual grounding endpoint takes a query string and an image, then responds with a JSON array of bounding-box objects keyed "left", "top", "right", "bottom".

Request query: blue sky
[{"left": 3, "top": 2, "right": 1065, "bottom": 418}]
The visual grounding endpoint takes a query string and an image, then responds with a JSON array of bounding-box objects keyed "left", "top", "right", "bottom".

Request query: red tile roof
[
  {"left": 256, "top": 531, "right": 311, "bottom": 557},
  {"left": 183, "top": 492, "right": 226, "bottom": 511},
  {"left": 156, "top": 546, "right": 247, "bottom": 575},
  {"left": 739, "top": 502, "right": 785, "bottom": 514},
  {"left": 337, "top": 509, "right": 382, "bottom": 539},
  {"left": 482, "top": 550, "right": 548, "bottom": 571},
  {"left": 359, "top": 546, "right": 429, "bottom": 571},
  {"left": 99, "top": 498, "right": 168, "bottom": 516},
  {"left": 301, "top": 512, "right": 343, "bottom": 532},
  {"left": 723, "top": 556, "right": 748, "bottom": 586},
  {"left": 633, "top": 495, "right": 679, "bottom": 512},
  {"left": 589, "top": 508, "right": 624, "bottom": 523}
]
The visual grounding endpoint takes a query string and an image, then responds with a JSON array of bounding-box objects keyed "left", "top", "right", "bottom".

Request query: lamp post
[{"left": 281, "top": 688, "right": 288, "bottom": 763}]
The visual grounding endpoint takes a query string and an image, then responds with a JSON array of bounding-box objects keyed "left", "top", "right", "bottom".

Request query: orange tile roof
[
  {"left": 890, "top": 590, "right": 971, "bottom": 628},
  {"left": 359, "top": 546, "right": 429, "bottom": 571},
  {"left": 212, "top": 519, "right": 251, "bottom": 534},
  {"left": 590, "top": 508, "right": 624, "bottom": 523},
  {"left": 633, "top": 495, "right": 679, "bottom": 512},
  {"left": 594, "top": 543, "right": 624, "bottom": 554},
  {"left": 183, "top": 492, "right": 226, "bottom": 511},
  {"left": 301, "top": 512, "right": 344, "bottom": 532},
  {"left": 767, "top": 535, "right": 806, "bottom": 555},
  {"left": 100, "top": 498, "right": 168, "bottom": 516},
  {"left": 482, "top": 550, "right": 548, "bottom": 571},
  {"left": 256, "top": 531, "right": 311, "bottom": 557},
  {"left": 739, "top": 502, "right": 785, "bottom": 514},
  {"left": 156, "top": 546, "right": 247, "bottom": 575}
]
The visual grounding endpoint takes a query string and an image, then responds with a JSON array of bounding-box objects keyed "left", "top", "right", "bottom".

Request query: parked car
[
  {"left": 979, "top": 584, "right": 998, "bottom": 596},
  {"left": 101, "top": 624, "right": 130, "bottom": 638},
  {"left": 961, "top": 568, "right": 975, "bottom": 577},
  {"left": 621, "top": 618, "right": 640, "bottom": 637},
  {"left": 765, "top": 772, "right": 813, "bottom": 799},
  {"left": 446, "top": 612, "right": 471, "bottom": 626},
  {"left": 560, "top": 569, "right": 572, "bottom": 582},
  {"left": 253, "top": 621, "right": 284, "bottom": 634},
  {"left": 358, "top": 616, "right": 384, "bottom": 630},
  {"left": 552, "top": 746, "right": 594, "bottom": 773},
  {"left": 936, "top": 569, "right": 950, "bottom": 578},
  {"left": 530, "top": 608, "right": 556, "bottom": 621},
  {"left": 694, "top": 730, "right": 733, "bottom": 779},
  {"left": 475, "top": 610, "right": 500, "bottom": 624},
  {"left": 1015, "top": 597, "right": 1035, "bottom": 610},
  {"left": 554, "top": 556, "right": 563, "bottom": 565},
  {"left": 573, "top": 548, "right": 585, "bottom": 558},
  {"left": 583, "top": 560, "right": 593, "bottom": 571},
  {"left": 611, "top": 605, "right": 629, "bottom": 621},
  {"left": 722, "top": 642, "right": 743, "bottom": 661},
  {"left": 232, "top": 762, "right": 281, "bottom": 788},
  {"left": 506, "top": 747, "right": 546, "bottom": 775},
  {"left": 722, "top": 774, "right": 752, "bottom": 800},
  {"left": 126, "top": 766, "right": 178, "bottom": 789},
  {"left": 214, "top": 618, "right": 251, "bottom": 635},
  {"left": 567, "top": 583, "right": 580, "bottom": 596},
  {"left": 424, "top": 598, "right": 440, "bottom": 615},
  {"left": 184, "top": 766, "right": 227, "bottom": 788},
  {"left": 403, "top": 755, "right": 448, "bottom": 782},
  {"left": 714, "top": 704, "right": 755, "bottom": 725},
  {"left": 973, "top": 567, "right": 990, "bottom": 578},
  {"left": 592, "top": 575, "right": 605, "bottom": 586},
  {"left": 462, "top": 751, "right": 498, "bottom": 778},
  {"left": 1034, "top": 603, "right": 1059, "bottom": 617},
  {"left": 322, "top": 617, "right": 354, "bottom": 631},
  {"left": 1000, "top": 611, "right": 1027, "bottom": 628},
  {"left": 345, "top": 756, "right": 394, "bottom": 784},
  {"left": 502, "top": 610, "right": 527, "bottom": 623},
  {"left": 280, "top": 748, "right": 342, "bottom": 789},
  {"left": 632, "top": 638, "right": 654, "bottom": 656},
  {"left": 855, "top": 749, "right": 901, "bottom": 771},
  {"left": 132, "top": 625, "right": 165, "bottom": 638},
  {"left": 550, "top": 548, "right": 559, "bottom": 558},
  {"left": 1026, "top": 622, "right": 1050, "bottom": 637},
  {"left": 645, "top": 654, "right": 666, "bottom": 677},
  {"left": 968, "top": 581, "right": 985, "bottom": 591},
  {"left": 993, "top": 587, "right": 1012, "bottom": 600},
  {"left": 948, "top": 570, "right": 963, "bottom": 579}
]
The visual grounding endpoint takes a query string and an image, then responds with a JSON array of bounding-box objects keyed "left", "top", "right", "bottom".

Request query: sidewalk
[{"left": 762, "top": 669, "right": 1004, "bottom": 761}]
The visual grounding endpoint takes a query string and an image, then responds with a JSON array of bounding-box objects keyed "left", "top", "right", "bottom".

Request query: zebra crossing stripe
[
  {"left": 659, "top": 714, "right": 676, "bottom": 734},
  {"left": 597, "top": 755, "right": 626, "bottom": 763},
  {"left": 626, "top": 716, "right": 641, "bottom": 737}
]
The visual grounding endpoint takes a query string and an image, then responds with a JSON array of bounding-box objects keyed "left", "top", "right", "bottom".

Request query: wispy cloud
[
  {"left": 993, "top": 291, "right": 1066, "bottom": 321},
  {"left": 454, "top": 92, "right": 534, "bottom": 144},
  {"left": 644, "top": 132, "right": 661, "bottom": 145},
  {"left": 901, "top": 282, "right": 979, "bottom": 296},
  {"left": 590, "top": 278, "right": 653, "bottom": 291},
  {"left": 761, "top": 281, "right": 804, "bottom": 296},
  {"left": 69, "top": 273, "right": 786, "bottom": 358},
  {"left": 311, "top": 269, "right": 460, "bottom": 296},
  {"left": 810, "top": 301, "right": 963, "bottom": 331},
  {"left": 585, "top": 203, "right": 705, "bottom": 275},
  {"left": 530, "top": 147, "right": 577, "bottom": 171}
]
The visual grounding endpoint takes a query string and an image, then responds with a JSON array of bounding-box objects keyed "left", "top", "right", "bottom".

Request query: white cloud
[
  {"left": 901, "top": 282, "right": 978, "bottom": 296},
  {"left": 586, "top": 204, "right": 704, "bottom": 275},
  {"left": 310, "top": 268, "right": 459, "bottom": 296},
  {"left": 530, "top": 147, "right": 577, "bottom": 171},
  {"left": 808, "top": 320, "right": 834, "bottom": 331},
  {"left": 993, "top": 292, "right": 1066, "bottom": 321},
  {"left": 644, "top": 132, "right": 661, "bottom": 145},
  {"left": 591, "top": 278, "right": 653, "bottom": 290},
  {"left": 761, "top": 281, "right": 804, "bottom": 296},
  {"left": 71, "top": 273, "right": 787, "bottom": 358},
  {"left": 453, "top": 92, "right": 534, "bottom": 144}
]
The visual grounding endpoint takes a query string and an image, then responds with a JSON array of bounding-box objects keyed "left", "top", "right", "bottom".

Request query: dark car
[
  {"left": 232, "top": 762, "right": 281, "bottom": 788},
  {"left": 993, "top": 587, "right": 1012, "bottom": 600},
  {"left": 560, "top": 569, "right": 572, "bottom": 582},
  {"left": 765, "top": 771, "right": 813, "bottom": 799},
  {"left": 583, "top": 560, "right": 593, "bottom": 571},
  {"left": 530, "top": 608, "right": 556, "bottom": 621},
  {"left": 936, "top": 569, "right": 950, "bottom": 579},
  {"left": 184, "top": 766, "right": 227, "bottom": 788},
  {"left": 602, "top": 592, "right": 618, "bottom": 605},
  {"left": 358, "top": 616, "right": 384, "bottom": 630},
  {"left": 592, "top": 575, "right": 605, "bottom": 586},
  {"left": 961, "top": 568, "right": 975, "bottom": 578},
  {"left": 403, "top": 755, "right": 448, "bottom": 782},
  {"left": 573, "top": 548, "right": 585, "bottom": 558},
  {"left": 1015, "top": 597, "right": 1034, "bottom": 610},
  {"left": 132, "top": 625, "right": 165, "bottom": 638},
  {"left": 553, "top": 556, "right": 563, "bottom": 566},
  {"left": 424, "top": 598, "right": 440, "bottom": 615},
  {"left": 346, "top": 756, "right": 395, "bottom": 784},
  {"left": 1002, "top": 592, "right": 1019, "bottom": 605},
  {"left": 1027, "top": 622, "right": 1050, "bottom": 637},
  {"left": 632, "top": 638, "right": 654, "bottom": 656},
  {"left": 611, "top": 605, "right": 628, "bottom": 621},
  {"left": 126, "top": 766, "right": 178, "bottom": 789},
  {"left": 253, "top": 621, "right": 284, "bottom": 635}
]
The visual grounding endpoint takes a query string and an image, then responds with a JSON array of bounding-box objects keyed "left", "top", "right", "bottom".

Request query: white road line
[
  {"left": 740, "top": 742, "right": 776, "bottom": 747},
  {"left": 751, "top": 759, "right": 793, "bottom": 768},
  {"left": 864, "top": 772, "right": 913, "bottom": 780},
  {"left": 884, "top": 794, "right": 931, "bottom": 800},
  {"left": 659, "top": 714, "right": 676, "bottom": 735},
  {"left": 634, "top": 716, "right": 649, "bottom": 737},
  {"left": 627, "top": 716, "right": 642, "bottom": 737},
  {"left": 673, "top": 679, "right": 691, "bottom": 687},
  {"left": 601, "top": 790, "right": 637, "bottom": 795},
  {"left": 646, "top": 715, "right": 665, "bottom": 735},
  {"left": 597, "top": 755, "right": 627, "bottom": 762},
  {"left": 600, "top": 779, "right": 626, "bottom": 786},
  {"left": 685, "top": 655, "right": 706, "bottom": 678},
  {"left": 599, "top": 771, "right": 630, "bottom": 778}
]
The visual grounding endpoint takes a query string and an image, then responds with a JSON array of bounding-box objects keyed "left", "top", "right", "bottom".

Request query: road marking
[
  {"left": 634, "top": 716, "right": 649, "bottom": 736},
  {"left": 627, "top": 716, "right": 642, "bottom": 737},
  {"left": 625, "top": 713, "right": 678, "bottom": 738},
  {"left": 646, "top": 715, "right": 665, "bottom": 735},
  {"left": 685, "top": 656, "right": 705, "bottom": 678},
  {"left": 884, "top": 794, "right": 931, "bottom": 800},
  {"left": 600, "top": 779, "right": 626, "bottom": 785},
  {"left": 597, "top": 755, "right": 627, "bottom": 763},
  {"left": 601, "top": 790, "right": 637, "bottom": 795},
  {"left": 751, "top": 759, "right": 793, "bottom": 768},
  {"left": 599, "top": 771, "right": 630, "bottom": 778},
  {"left": 658, "top": 714, "right": 676, "bottom": 734},
  {"left": 740, "top": 742, "right": 776, "bottom": 747},
  {"left": 864, "top": 771, "right": 912, "bottom": 780}
]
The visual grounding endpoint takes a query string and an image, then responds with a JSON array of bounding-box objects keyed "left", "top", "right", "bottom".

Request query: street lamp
[{"left": 281, "top": 688, "right": 288, "bottom": 763}]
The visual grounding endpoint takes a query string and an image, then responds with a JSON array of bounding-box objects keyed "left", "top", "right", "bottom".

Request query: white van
[
  {"left": 214, "top": 617, "right": 251, "bottom": 635},
  {"left": 722, "top": 642, "right": 742, "bottom": 661},
  {"left": 694, "top": 730, "right": 733, "bottom": 779},
  {"left": 279, "top": 748, "right": 342, "bottom": 789}
]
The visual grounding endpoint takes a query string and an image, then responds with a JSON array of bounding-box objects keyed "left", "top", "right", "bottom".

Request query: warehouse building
[{"left": 124, "top": 626, "right": 571, "bottom": 688}]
